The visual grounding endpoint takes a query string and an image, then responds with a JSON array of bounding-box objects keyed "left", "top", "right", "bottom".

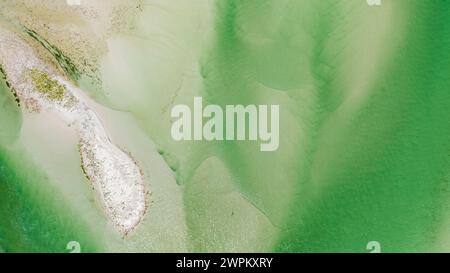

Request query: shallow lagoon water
[
  {"left": 98, "top": 0, "right": 450, "bottom": 252},
  {"left": 1, "top": 0, "right": 450, "bottom": 252}
]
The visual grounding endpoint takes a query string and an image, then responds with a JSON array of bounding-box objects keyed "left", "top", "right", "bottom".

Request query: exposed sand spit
[{"left": 0, "top": 25, "right": 148, "bottom": 235}]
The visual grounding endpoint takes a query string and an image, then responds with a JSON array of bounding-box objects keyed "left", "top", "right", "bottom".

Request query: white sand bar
[{"left": 0, "top": 26, "right": 148, "bottom": 235}]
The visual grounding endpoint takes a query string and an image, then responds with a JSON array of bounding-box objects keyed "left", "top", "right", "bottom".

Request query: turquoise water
[{"left": 1, "top": 0, "right": 450, "bottom": 252}]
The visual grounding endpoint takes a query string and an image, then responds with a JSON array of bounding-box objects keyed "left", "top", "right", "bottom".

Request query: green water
[
  {"left": 272, "top": 1, "right": 450, "bottom": 252},
  {"left": 1, "top": 0, "right": 450, "bottom": 252},
  {"left": 0, "top": 149, "right": 103, "bottom": 252},
  {"left": 127, "top": 0, "right": 450, "bottom": 252}
]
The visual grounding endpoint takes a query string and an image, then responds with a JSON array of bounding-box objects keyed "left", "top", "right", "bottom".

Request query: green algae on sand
[{"left": 30, "top": 69, "right": 67, "bottom": 101}]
